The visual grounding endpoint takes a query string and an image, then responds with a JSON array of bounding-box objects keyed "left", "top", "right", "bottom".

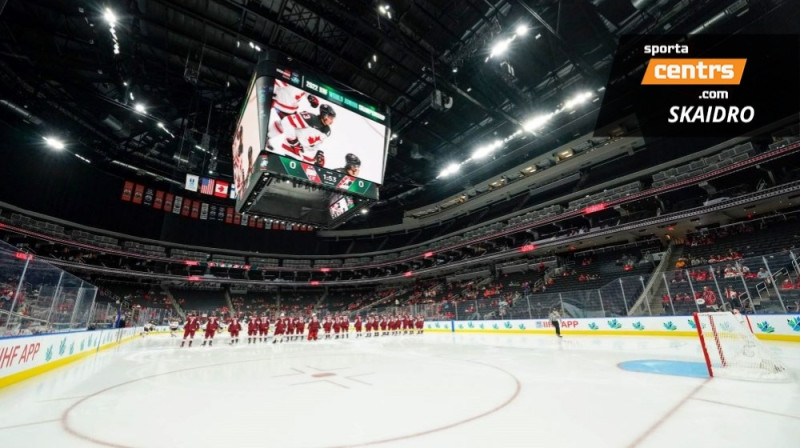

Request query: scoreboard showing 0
[{"left": 232, "top": 53, "right": 389, "bottom": 228}]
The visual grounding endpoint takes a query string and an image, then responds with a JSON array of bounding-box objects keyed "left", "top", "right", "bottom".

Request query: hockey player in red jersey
[
  {"left": 416, "top": 315, "right": 425, "bottom": 334},
  {"left": 258, "top": 313, "right": 270, "bottom": 343},
  {"left": 295, "top": 316, "right": 306, "bottom": 340},
  {"left": 333, "top": 316, "right": 341, "bottom": 339},
  {"left": 228, "top": 315, "right": 242, "bottom": 345},
  {"left": 354, "top": 315, "right": 363, "bottom": 337},
  {"left": 379, "top": 315, "right": 388, "bottom": 336},
  {"left": 341, "top": 315, "right": 349, "bottom": 339},
  {"left": 286, "top": 316, "right": 296, "bottom": 341},
  {"left": 323, "top": 316, "right": 333, "bottom": 339},
  {"left": 273, "top": 314, "right": 286, "bottom": 344},
  {"left": 308, "top": 315, "right": 320, "bottom": 341},
  {"left": 247, "top": 314, "right": 259, "bottom": 344},
  {"left": 201, "top": 312, "right": 220, "bottom": 346},
  {"left": 181, "top": 312, "right": 200, "bottom": 347}
]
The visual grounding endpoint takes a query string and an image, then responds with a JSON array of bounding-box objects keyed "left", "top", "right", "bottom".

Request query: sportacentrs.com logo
[
  {"left": 641, "top": 44, "right": 752, "bottom": 124},
  {"left": 594, "top": 35, "right": 800, "bottom": 138}
]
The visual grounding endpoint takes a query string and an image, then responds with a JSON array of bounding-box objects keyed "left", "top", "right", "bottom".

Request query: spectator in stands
[
  {"left": 702, "top": 287, "right": 717, "bottom": 307},
  {"left": 781, "top": 278, "right": 795, "bottom": 290},
  {"left": 757, "top": 268, "right": 771, "bottom": 285}
]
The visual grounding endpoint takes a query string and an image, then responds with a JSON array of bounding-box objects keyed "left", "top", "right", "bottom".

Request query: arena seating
[
  {"left": 170, "top": 249, "right": 209, "bottom": 262},
  {"left": 651, "top": 143, "right": 755, "bottom": 188},
  {"left": 566, "top": 181, "right": 642, "bottom": 211}
]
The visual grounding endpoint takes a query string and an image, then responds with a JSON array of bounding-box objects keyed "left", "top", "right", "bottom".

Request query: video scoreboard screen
[{"left": 231, "top": 55, "right": 389, "bottom": 227}]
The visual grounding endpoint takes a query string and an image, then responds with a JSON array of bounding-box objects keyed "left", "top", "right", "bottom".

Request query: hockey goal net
[{"left": 693, "top": 312, "right": 790, "bottom": 381}]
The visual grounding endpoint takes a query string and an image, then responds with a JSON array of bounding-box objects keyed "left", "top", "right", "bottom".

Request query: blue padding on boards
[{"left": 618, "top": 360, "right": 709, "bottom": 378}]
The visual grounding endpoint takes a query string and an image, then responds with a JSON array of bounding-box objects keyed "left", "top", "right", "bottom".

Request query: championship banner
[
  {"left": 172, "top": 196, "right": 183, "bottom": 214},
  {"left": 143, "top": 188, "right": 154, "bottom": 206},
  {"left": 121, "top": 181, "right": 134, "bottom": 201},
  {"left": 233, "top": 213, "right": 241, "bottom": 225},
  {"left": 256, "top": 219, "right": 264, "bottom": 229},
  {"left": 248, "top": 216, "right": 256, "bottom": 227},
  {"left": 153, "top": 190, "right": 164, "bottom": 210},
  {"left": 181, "top": 199, "right": 191, "bottom": 217},
  {"left": 225, "top": 207, "right": 234, "bottom": 224},
  {"left": 190, "top": 200, "right": 200, "bottom": 219},
  {"left": 596, "top": 35, "right": 800, "bottom": 139},
  {"left": 200, "top": 203, "right": 209, "bottom": 220},
  {"left": 132, "top": 184, "right": 145, "bottom": 204},
  {"left": 240, "top": 213, "right": 249, "bottom": 226},
  {"left": 164, "top": 193, "right": 174, "bottom": 213}
]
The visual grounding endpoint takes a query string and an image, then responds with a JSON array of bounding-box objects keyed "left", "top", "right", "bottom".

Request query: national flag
[
  {"left": 190, "top": 200, "right": 200, "bottom": 219},
  {"left": 132, "top": 184, "right": 145, "bottom": 204},
  {"left": 200, "top": 178, "right": 215, "bottom": 195},
  {"left": 200, "top": 203, "right": 209, "bottom": 220},
  {"left": 153, "top": 190, "right": 164, "bottom": 210},
  {"left": 143, "top": 188, "right": 154, "bottom": 206},
  {"left": 213, "top": 180, "right": 229, "bottom": 198},
  {"left": 121, "top": 181, "right": 134, "bottom": 201},
  {"left": 185, "top": 174, "right": 199, "bottom": 192},
  {"left": 229, "top": 187, "right": 237, "bottom": 200},
  {"left": 172, "top": 196, "right": 183, "bottom": 214}
]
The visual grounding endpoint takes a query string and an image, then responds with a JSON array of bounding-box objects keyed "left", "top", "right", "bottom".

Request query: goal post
[{"left": 693, "top": 311, "right": 790, "bottom": 381}]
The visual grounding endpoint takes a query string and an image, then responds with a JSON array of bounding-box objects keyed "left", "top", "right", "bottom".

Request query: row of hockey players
[{"left": 175, "top": 312, "right": 425, "bottom": 347}]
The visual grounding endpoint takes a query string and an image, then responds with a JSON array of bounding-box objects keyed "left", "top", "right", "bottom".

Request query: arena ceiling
[{"left": 0, "top": 0, "right": 797, "bottom": 225}]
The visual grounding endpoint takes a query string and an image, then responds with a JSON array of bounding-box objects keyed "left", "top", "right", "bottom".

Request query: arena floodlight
[
  {"left": 43, "top": 137, "right": 65, "bottom": 150},
  {"left": 134, "top": 103, "right": 146, "bottom": 114},
  {"left": 563, "top": 91, "right": 593, "bottom": 110},
  {"left": 103, "top": 8, "right": 117, "bottom": 26},
  {"left": 523, "top": 113, "right": 553, "bottom": 132},
  {"left": 515, "top": 24, "right": 529, "bottom": 36},
  {"left": 489, "top": 37, "right": 512, "bottom": 59}
]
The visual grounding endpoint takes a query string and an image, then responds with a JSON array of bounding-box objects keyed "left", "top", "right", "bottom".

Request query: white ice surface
[{"left": 1, "top": 332, "right": 799, "bottom": 448}]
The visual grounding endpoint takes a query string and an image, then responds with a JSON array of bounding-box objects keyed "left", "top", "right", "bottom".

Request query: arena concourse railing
[{"left": 0, "top": 241, "right": 99, "bottom": 337}]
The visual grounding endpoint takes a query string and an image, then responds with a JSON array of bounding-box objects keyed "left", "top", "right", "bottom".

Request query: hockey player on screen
[
  {"left": 335, "top": 153, "right": 361, "bottom": 178},
  {"left": 268, "top": 104, "right": 336, "bottom": 166},
  {"left": 308, "top": 315, "right": 320, "bottom": 341},
  {"left": 271, "top": 79, "right": 319, "bottom": 120},
  {"left": 247, "top": 314, "right": 259, "bottom": 344},
  {"left": 258, "top": 313, "right": 270, "bottom": 343}
]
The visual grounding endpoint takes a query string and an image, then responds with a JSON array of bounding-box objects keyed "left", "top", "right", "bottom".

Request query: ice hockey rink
[{"left": 1, "top": 332, "right": 799, "bottom": 448}]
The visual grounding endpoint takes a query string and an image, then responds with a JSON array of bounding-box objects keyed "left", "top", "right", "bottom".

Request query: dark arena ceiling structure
[{"left": 1, "top": 0, "right": 799, "bottom": 229}]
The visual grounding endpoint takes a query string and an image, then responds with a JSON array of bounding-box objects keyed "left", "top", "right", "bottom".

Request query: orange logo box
[{"left": 642, "top": 58, "right": 747, "bottom": 85}]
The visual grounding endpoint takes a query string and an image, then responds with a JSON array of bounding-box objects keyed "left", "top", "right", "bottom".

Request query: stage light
[
  {"left": 103, "top": 8, "right": 117, "bottom": 25},
  {"left": 43, "top": 137, "right": 65, "bottom": 150}
]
